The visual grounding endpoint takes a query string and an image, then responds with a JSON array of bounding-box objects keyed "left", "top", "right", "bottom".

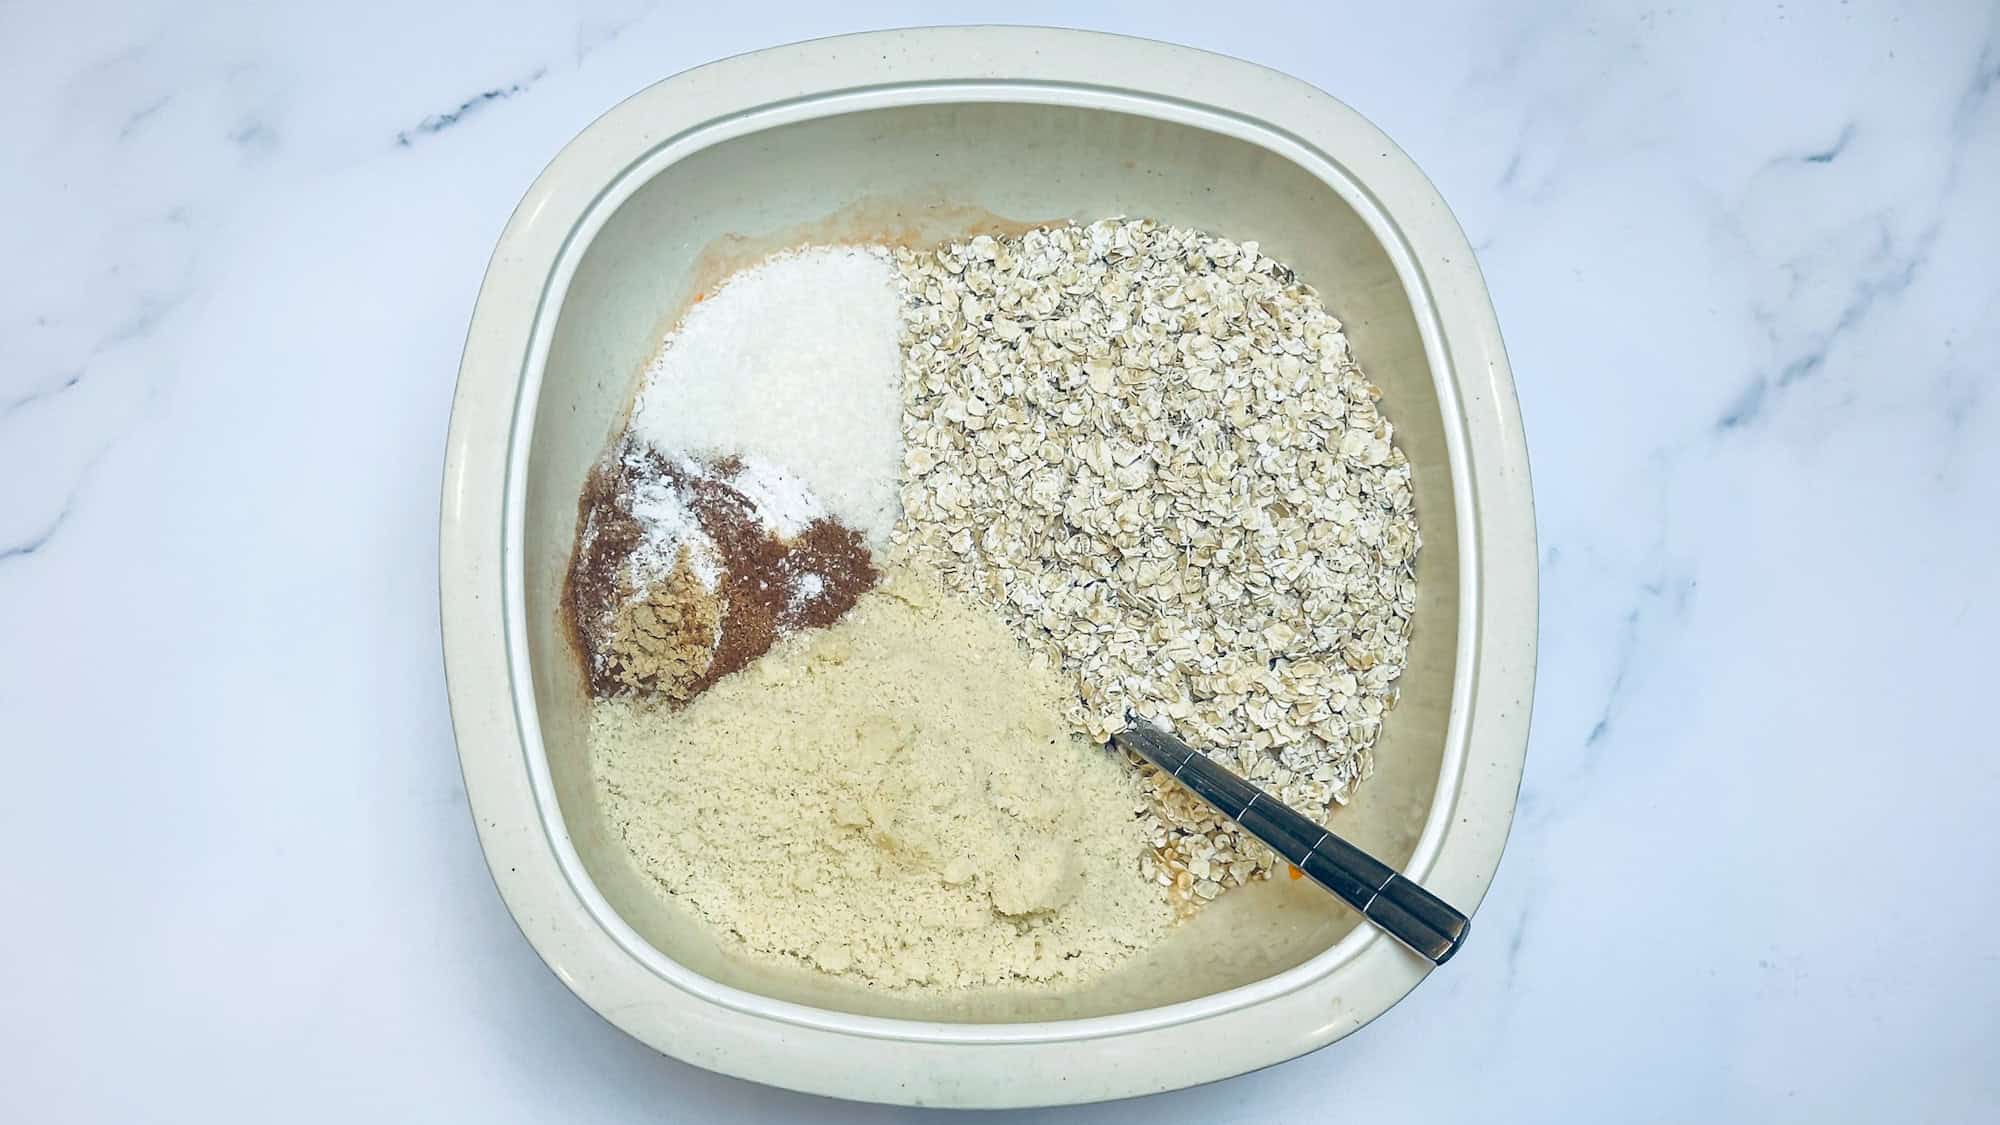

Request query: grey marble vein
[
  {"left": 117, "top": 94, "right": 173, "bottom": 139},
  {"left": 395, "top": 69, "right": 547, "bottom": 146},
  {"left": 2, "top": 371, "right": 83, "bottom": 415},
  {"left": 1799, "top": 123, "right": 1854, "bottom": 165},
  {"left": 0, "top": 505, "right": 72, "bottom": 562},
  {"left": 1718, "top": 221, "right": 1935, "bottom": 431}
]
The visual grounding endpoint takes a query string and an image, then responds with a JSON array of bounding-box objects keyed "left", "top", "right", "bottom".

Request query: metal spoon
[{"left": 1113, "top": 719, "right": 1470, "bottom": 965}]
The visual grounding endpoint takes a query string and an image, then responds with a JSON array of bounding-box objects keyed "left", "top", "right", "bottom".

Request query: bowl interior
[{"left": 519, "top": 101, "right": 1460, "bottom": 1022}]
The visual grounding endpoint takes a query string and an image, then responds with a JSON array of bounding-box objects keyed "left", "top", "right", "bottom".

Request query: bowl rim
[{"left": 441, "top": 26, "right": 1536, "bottom": 1107}]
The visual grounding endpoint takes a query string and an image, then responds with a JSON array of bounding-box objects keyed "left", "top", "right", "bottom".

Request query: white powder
[
  {"left": 619, "top": 446, "right": 719, "bottom": 590},
  {"left": 787, "top": 572, "right": 827, "bottom": 617},
  {"left": 631, "top": 247, "right": 904, "bottom": 549},
  {"left": 724, "top": 457, "right": 825, "bottom": 538}
]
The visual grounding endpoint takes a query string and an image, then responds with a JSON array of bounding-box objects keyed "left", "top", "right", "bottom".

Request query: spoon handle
[{"left": 1113, "top": 720, "right": 1469, "bottom": 965}]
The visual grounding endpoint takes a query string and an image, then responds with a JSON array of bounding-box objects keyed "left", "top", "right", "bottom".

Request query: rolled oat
[{"left": 892, "top": 220, "right": 1420, "bottom": 912}]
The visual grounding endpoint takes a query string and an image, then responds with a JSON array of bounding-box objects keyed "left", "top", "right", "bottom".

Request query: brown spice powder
[
  {"left": 564, "top": 443, "right": 878, "bottom": 703},
  {"left": 566, "top": 459, "right": 652, "bottom": 697}
]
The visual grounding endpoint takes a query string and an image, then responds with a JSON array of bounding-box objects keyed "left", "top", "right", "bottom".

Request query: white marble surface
[{"left": 4, "top": 2, "right": 1995, "bottom": 1120}]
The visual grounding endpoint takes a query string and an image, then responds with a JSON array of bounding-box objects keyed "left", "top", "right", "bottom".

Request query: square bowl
[{"left": 441, "top": 26, "right": 1535, "bottom": 1107}]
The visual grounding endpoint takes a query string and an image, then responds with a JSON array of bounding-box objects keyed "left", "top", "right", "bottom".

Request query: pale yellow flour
[{"left": 591, "top": 566, "right": 1171, "bottom": 991}]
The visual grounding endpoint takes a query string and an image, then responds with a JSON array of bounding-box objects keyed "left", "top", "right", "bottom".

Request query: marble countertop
[{"left": 4, "top": 2, "right": 1995, "bottom": 1120}]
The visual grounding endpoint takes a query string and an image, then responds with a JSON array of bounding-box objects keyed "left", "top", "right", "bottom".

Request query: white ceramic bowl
[{"left": 441, "top": 27, "right": 1535, "bottom": 1107}]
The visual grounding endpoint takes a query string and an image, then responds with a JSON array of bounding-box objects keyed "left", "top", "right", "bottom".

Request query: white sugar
[{"left": 631, "top": 247, "right": 904, "bottom": 548}]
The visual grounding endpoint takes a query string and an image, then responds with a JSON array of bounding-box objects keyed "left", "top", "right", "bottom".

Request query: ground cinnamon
[{"left": 565, "top": 442, "right": 877, "bottom": 703}]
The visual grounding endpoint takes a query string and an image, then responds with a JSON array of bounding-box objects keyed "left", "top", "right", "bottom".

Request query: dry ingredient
[
  {"left": 593, "top": 566, "right": 1171, "bottom": 990},
  {"left": 567, "top": 439, "right": 876, "bottom": 703},
  {"left": 575, "top": 214, "right": 1422, "bottom": 973},
  {"left": 893, "top": 220, "right": 1420, "bottom": 912},
  {"left": 630, "top": 246, "right": 905, "bottom": 549}
]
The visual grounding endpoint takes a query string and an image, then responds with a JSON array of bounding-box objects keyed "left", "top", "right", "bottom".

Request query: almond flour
[{"left": 592, "top": 566, "right": 1172, "bottom": 990}]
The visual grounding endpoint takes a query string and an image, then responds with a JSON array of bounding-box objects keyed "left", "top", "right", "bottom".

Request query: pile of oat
[{"left": 892, "top": 220, "right": 1419, "bottom": 911}]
